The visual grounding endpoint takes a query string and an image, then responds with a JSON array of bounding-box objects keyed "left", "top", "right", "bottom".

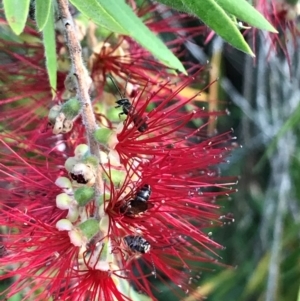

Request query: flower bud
[
  {"left": 94, "top": 128, "right": 112, "bottom": 144},
  {"left": 56, "top": 193, "right": 72, "bottom": 210},
  {"left": 61, "top": 119, "right": 73, "bottom": 134},
  {"left": 61, "top": 98, "right": 81, "bottom": 120},
  {"left": 99, "top": 214, "right": 110, "bottom": 234},
  {"left": 98, "top": 203, "right": 106, "bottom": 218},
  {"left": 64, "top": 157, "right": 77, "bottom": 173},
  {"left": 74, "top": 144, "right": 89, "bottom": 159},
  {"left": 56, "top": 219, "right": 73, "bottom": 231},
  {"left": 103, "top": 169, "right": 126, "bottom": 186},
  {"left": 55, "top": 177, "right": 73, "bottom": 195},
  {"left": 82, "top": 155, "right": 99, "bottom": 168},
  {"left": 68, "top": 229, "right": 84, "bottom": 247},
  {"left": 64, "top": 73, "right": 77, "bottom": 95},
  {"left": 107, "top": 149, "right": 121, "bottom": 166},
  {"left": 48, "top": 105, "right": 62, "bottom": 125},
  {"left": 107, "top": 106, "right": 122, "bottom": 121},
  {"left": 74, "top": 187, "right": 95, "bottom": 206},
  {"left": 99, "top": 151, "right": 108, "bottom": 164},
  {"left": 78, "top": 219, "right": 100, "bottom": 241},
  {"left": 67, "top": 207, "right": 79, "bottom": 222}
]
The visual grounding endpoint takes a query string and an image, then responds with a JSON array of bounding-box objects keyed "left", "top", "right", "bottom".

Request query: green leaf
[
  {"left": 287, "top": 0, "right": 298, "bottom": 5},
  {"left": 69, "top": 0, "right": 129, "bottom": 34},
  {"left": 3, "top": 0, "right": 31, "bottom": 35},
  {"left": 42, "top": 4, "right": 57, "bottom": 95},
  {"left": 70, "top": 0, "right": 186, "bottom": 73},
  {"left": 156, "top": 0, "right": 254, "bottom": 55},
  {"left": 215, "top": 0, "right": 277, "bottom": 33},
  {"left": 35, "top": 0, "right": 52, "bottom": 31}
]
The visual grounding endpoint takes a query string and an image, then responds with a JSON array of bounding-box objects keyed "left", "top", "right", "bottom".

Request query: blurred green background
[
  {"left": 148, "top": 4, "right": 300, "bottom": 300},
  {"left": 175, "top": 27, "right": 300, "bottom": 301}
]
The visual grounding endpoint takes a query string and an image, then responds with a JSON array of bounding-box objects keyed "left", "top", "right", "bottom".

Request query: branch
[{"left": 56, "top": 0, "right": 102, "bottom": 215}]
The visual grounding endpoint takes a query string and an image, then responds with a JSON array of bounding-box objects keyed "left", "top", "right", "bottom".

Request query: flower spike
[{"left": 0, "top": 3, "right": 237, "bottom": 300}]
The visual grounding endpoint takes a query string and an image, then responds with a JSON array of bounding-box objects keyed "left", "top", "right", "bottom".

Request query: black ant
[
  {"left": 120, "top": 184, "right": 154, "bottom": 217},
  {"left": 108, "top": 74, "right": 148, "bottom": 132}
]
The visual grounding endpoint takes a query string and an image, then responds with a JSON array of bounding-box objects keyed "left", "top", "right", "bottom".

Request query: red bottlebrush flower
[
  {"left": 104, "top": 152, "right": 236, "bottom": 299},
  {"left": 0, "top": 5, "right": 236, "bottom": 301},
  {"left": 0, "top": 139, "right": 74, "bottom": 300},
  {"left": 89, "top": 2, "right": 207, "bottom": 95},
  {"left": 112, "top": 69, "right": 221, "bottom": 165},
  {"left": 0, "top": 74, "right": 236, "bottom": 300},
  {"left": 100, "top": 74, "right": 237, "bottom": 299},
  {"left": 0, "top": 22, "right": 70, "bottom": 142},
  {"left": 0, "top": 140, "right": 127, "bottom": 301}
]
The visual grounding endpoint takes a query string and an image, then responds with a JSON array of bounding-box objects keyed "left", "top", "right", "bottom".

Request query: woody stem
[{"left": 56, "top": 0, "right": 102, "bottom": 218}]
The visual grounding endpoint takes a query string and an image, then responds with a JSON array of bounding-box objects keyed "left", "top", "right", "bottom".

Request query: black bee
[
  {"left": 131, "top": 114, "right": 148, "bottom": 133},
  {"left": 124, "top": 235, "right": 151, "bottom": 254},
  {"left": 108, "top": 75, "right": 148, "bottom": 132},
  {"left": 136, "top": 184, "right": 151, "bottom": 202},
  {"left": 124, "top": 235, "right": 156, "bottom": 277},
  {"left": 120, "top": 184, "right": 154, "bottom": 216},
  {"left": 115, "top": 98, "right": 132, "bottom": 116}
]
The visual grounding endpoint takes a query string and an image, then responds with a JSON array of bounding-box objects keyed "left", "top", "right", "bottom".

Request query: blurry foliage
[
  {"left": 199, "top": 32, "right": 300, "bottom": 301},
  {"left": 151, "top": 2, "right": 300, "bottom": 301}
]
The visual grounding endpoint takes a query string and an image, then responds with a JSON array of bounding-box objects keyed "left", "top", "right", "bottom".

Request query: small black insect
[
  {"left": 115, "top": 98, "right": 132, "bottom": 116},
  {"left": 124, "top": 235, "right": 151, "bottom": 254},
  {"left": 29, "top": 0, "right": 36, "bottom": 21},
  {"left": 108, "top": 74, "right": 148, "bottom": 132},
  {"left": 132, "top": 114, "right": 148, "bottom": 133},
  {"left": 135, "top": 184, "right": 151, "bottom": 202},
  {"left": 120, "top": 184, "right": 154, "bottom": 216},
  {"left": 124, "top": 235, "right": 156, "bottom": 277}
]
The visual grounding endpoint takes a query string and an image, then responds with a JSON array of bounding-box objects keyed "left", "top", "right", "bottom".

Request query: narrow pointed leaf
[
  {"left": 42, "top": 4, "right": 57, "bottom": 95},
  {"left": 216, "top": 0, "right": 277, "bottom": 33},
  {"left": 70, "top": 0, "right": 186, "bottom": 73},
  {"left": 3, "top": 0, "right": 31, "bottom": 35},
  {"left": 156, "top": 0, "right": 253, "bottom": 55},
  {"left": 69, "top": 0, "right": 129, "bottom": 34},
  {"left": 35, "top": 0, "right": 52, "bottom": 31}
]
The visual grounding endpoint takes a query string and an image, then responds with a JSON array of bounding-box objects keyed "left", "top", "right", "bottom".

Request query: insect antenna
[{"left": 107, "top": 74, "right": 125, "bottom": 99}]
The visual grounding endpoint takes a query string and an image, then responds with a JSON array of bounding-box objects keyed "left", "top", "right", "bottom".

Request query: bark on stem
[{"left": 57, "top": 0, "right": 102, "bottom": 216}]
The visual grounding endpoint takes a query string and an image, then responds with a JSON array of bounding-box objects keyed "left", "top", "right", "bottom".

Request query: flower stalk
[{"left": 56, "top": 0, "right": 103, "bottom": 217}]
